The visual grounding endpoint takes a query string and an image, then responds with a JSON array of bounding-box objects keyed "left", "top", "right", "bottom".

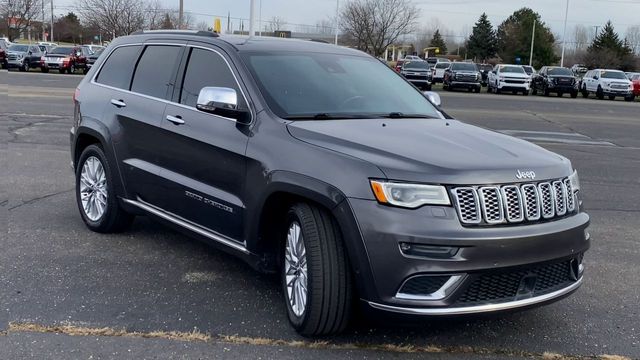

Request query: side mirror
[
  {"left": 28, "top": 51, "right": 32, "bottom": 55},
  {"left": 196, "top": 87, "right": 250, "bottom": 124},
  {"left": 593, "top": 76, "right": 599, "bottom": 80},
  {"left": 423, "top": 91, "right": 442, "bottom": 107}
]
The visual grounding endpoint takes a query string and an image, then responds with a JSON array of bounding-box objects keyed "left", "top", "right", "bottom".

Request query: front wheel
[
  {"left": 282, "top": 203, "right": 352, "bottom": 336},
  {"left": 41, "top": 67, "right": 49, "bottom": 73},
  {"left": 596, "top": 86, "right": 605, "bottom": 100},
  {"left": 571, "top": 91, "right": 578, "bottom": 98},
  {"left": 625, "top": 95, "right": 635, "bottom": 102},
  {"left": 581, "top": 85, "right": 589, "bottom": 98},
  {"left": 532, "top": 87, "right": 538, "bottom": 95},
  {"left": 75, "top": 145, "right": 134, "bottom": 233}
]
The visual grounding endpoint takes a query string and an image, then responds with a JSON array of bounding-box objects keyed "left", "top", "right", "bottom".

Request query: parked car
[
  {"left": 403, "top": 55, "right": 422, "bottom": 61},
  {"left": 476, "top": 63, "right": 493, "bottom": 86},
  {"left": 443, "top": 62, "right": 481, "bottom": 92},
  {"left": 571, "top": 64, "right": 588, "bottom": 78},
  {"left": 38, "top": 41, "right": 58, "bottom": 47},
  {"left": 400, "top": 60, "right": 432, "bottom": 90},
  {"left": 6, "top": 43, "right": 43, "bottom": 71},
  {"left": 40, "top": 46, "right": 88, "bottom": 74},
  {"left": 0, "top": 39, "right": 7, "bottom": 69},
  {"left": 487, "top": 64, "right": 531, "bottom": 95},
  {"left": 431, "top": 61, "right": 450, "bottom": 83},
  {"left": 426, "top": 57, "right": 450, "bottom": 66},
  {"left": 83, "top": 44, "right": 105, "bottom": 53},
  {"left": 38, "top": 44, "right": 55, "bottom": 54},
  {"left": 393, "top": 59, "right": 406, "bottom": 72},
  {"left": 72, "top": 31, "right": 589, "bottom": 336},
  {"left": 631, "top": 74, "right": 640, "bottom": 97},
  {"left": 625, "top": 72, "right": 639, "bottom": 80},
  {"left": 86, "top": 48, "right": 104, "bottom": 70},
  {"left": 531, "top": 66, "right": 579, "bottom": 98},
  {"left": 522, "top": 65, "right": 536, "bottom": 76},
  {"left": 580, "top": 69, "right": 635, "bottom": 101}
]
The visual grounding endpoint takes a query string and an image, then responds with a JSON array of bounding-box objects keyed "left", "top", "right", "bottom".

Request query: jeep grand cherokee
[{"left": 71, "top": 30, "right": 590, "bottom": 336}]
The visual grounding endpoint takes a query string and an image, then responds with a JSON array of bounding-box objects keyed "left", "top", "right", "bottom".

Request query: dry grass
[{"left": 6, "top": 322, "right": 634, "bottom": 360}]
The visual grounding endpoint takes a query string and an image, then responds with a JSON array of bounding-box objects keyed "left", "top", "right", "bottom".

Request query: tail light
[{"left": 63, "top": 57, "right": 71, "bottom": 66}]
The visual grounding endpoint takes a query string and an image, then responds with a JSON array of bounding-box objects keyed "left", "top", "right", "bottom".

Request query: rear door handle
[
  {"left": 166, "top": 115, "right": 185, "bottom": 125},
  {"left": 110, "top": 99, "right": 126, "bottom": 108}
]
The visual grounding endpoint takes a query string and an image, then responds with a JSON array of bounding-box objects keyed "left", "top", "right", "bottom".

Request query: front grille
[
  {"left": 455, "top": 259, "right": 577, "bottom": 306},
  {"left": 399, "top": 276, "right": 450, "bottom": 296},
  {"left": 456, "top": 74, "right": 477, "bottom": 82},
  {"left": 504, "top": 79, "right": 525, "bottom": 84},
  {"left": 610, "top": 83, "right": 627, "bottom": 89},
  {"left": 452, "top": 177, "right": 576, "bottom": 226},
  {"left": 8, "top": 54, "right": 18, "bottom": 60},
  {"left": 406, "top": 74, "right": 429, "bottom": 80}
]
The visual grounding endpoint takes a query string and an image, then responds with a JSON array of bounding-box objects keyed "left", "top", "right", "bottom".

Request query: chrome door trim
[{"left": 122, "top": 198, "right": 249, "bottom": 254}]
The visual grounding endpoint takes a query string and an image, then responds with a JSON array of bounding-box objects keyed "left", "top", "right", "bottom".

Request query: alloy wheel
[
  {"left": 285, "top": 221, "right": 308, "bottom": 317},
  {"left": 79, "top": 156, "right": 108, "bottom": 221}
]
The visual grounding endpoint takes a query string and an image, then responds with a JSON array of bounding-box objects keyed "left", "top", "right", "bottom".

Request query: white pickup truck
[
  {"left": 487, "top": 64, "right": 531, "bottom": 95},
  {"left": 431, "top": 62, "right": 450, "bottom": 83}
]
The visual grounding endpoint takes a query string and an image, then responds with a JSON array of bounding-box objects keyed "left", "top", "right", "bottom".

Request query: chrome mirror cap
[
  {"left": 196, "top": 87, "right": 238, "bottom": 112},
  {"left": 424, "top": 91, "right": 442, "bottom": 107}
]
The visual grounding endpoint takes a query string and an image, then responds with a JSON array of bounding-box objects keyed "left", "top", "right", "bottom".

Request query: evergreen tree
[
  {"left": 429, "top": 29, "right": 447, "bottom": 55},
  {"left": 496, "top": 8, "right": 558, "bottom": 68},
  {"left": 467, "top": 13, "right": 497, "bottom": 61},
  {"left": 585, "top": 21, "right": 634, "bottom": 70}
]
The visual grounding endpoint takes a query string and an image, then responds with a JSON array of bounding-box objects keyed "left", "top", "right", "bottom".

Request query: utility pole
[
  {"left": 248, "top": 0, "right": 255, "bottom": 37},
  {"left": 178, "top": 0, "right": 184, "bottom": 29},
  {"left": 560, "top": 0, "right": 569, "bottom": 67},
  {"left": 42, "top": 0, "right": 45, "bottom": 41},
  {"left": 258, "top": 0, "right": 262, "bottom": 36},
  {"left": 50, "top": 0, "right": 54, "bottom": 42},
  {"left": 334, "top": 0, "right": 339, "bottom": 45},
  {"left": 529, "top": 20, "right": 536, "bottom": 66}
]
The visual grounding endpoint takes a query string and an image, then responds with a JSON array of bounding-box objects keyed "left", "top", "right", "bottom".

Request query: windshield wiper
[
  {"left": 380, "top": 112, "right": 437, "bottom": 119},
  {"left": 284, "top": 113, "right": 370, "bottom": 120}
]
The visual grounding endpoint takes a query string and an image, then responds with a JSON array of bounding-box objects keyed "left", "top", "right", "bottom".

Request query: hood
[
  {"left": 7, "top": 50, "right": 27, "bottom": 55},
  {"left": 501, "top": 72, "right": 529, "bottom": 79},
  {"left": 601, "top": 78, "right": 631, "bottom": 85},
  {"left": 287, "top": 119, "right": 571, "bottom": 185}
]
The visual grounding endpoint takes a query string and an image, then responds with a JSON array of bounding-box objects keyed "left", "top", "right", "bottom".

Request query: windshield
[
  {"left": 404, "top": 61, "right": 429, "bottom": 70},
  {"left": 451, "top": 63, "right": 477, "bottom": 71},
  {"left": 548, "top": 68, "right": 573, "bottom": 76},
  {"left": 8, "top": 45, "right": 29, "bottom": 52},
  {"left": 49, "top": 47, "right": 73, "bottom": 54},
  {"left": 435, "top": 63, "right": 450, "bottom": 69},
  {"left": 601, "top": 71, "right": 627, "bottom": 80},
  {"left": 241, "top": 52, "right": 442, "bottom": 119},
  {"left": 0, "top": 40, "right": 7, "bottom": 50},
  {"left": 477, "top": 64, "right": 493, "bottom": 71},
  {"left": 500, "top": 65, "right": 525, "bottom": 74}
]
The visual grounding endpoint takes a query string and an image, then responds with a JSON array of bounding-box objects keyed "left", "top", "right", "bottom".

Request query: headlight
[
  {"left": 568, "top": 170, "right": 580, "bottom": 192},
  {"left": 370, "top": 180, "right": 451, "bottom": 208}
]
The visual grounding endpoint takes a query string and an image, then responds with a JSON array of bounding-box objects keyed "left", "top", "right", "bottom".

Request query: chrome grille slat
[
  {"left": 453, "top": 177, "right": 576, "bottom": 226},
  {"left": 452, "top": 187, "right": 481, "bottom": 224}
]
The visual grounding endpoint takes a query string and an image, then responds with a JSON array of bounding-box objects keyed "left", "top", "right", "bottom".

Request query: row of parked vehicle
[
  {"left": 0, "top": 39, "right": 105, "bottom": 74},
  {"left": 394, "top": 57, "right": 639, "bottom": 102}
]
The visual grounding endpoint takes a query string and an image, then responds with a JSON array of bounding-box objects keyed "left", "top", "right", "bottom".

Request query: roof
[{"left": 124, "top": 30, "right": 365, "bottom": 56}]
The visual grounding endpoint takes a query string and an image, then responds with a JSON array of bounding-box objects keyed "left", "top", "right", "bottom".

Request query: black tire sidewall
[{"left": 75, "top": 145, "right": 118, "bottom": 231}]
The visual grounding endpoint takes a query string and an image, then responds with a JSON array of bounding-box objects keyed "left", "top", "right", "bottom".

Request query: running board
[{"left": 122, "top": 198, "right": 249, "bottom": 254}]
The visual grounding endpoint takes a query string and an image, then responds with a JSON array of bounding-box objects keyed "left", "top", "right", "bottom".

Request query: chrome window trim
[
  {"left": 396, "top": 275, "right": 464, "bottom": 301},
  {"left": 369, "top": 276, "right": 583, "bottom": 315},
  {"left": 477, "top": 186, "right": 504, "bottom": 224},
  {"left": 90, "top": 41, "right": 254, "bottom": 125}
]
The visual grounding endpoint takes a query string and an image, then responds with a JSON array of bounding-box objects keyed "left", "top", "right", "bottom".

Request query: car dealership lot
[{"left": 1, "top": 71, "right": 638, "bottom": 359}]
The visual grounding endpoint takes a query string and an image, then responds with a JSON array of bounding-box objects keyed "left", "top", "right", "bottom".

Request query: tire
[
  {"left": 19, "top": 61, "right": 27, "bottom": 72},
  {"left": 532, "top": 87, "right": 538, "bottom": 95},
  {"left": 571, "top": 91, "right": 578, "bottom": 99},
  {"left": 282, "top": 203, "right": 352, "bottom": 336},
  {"left": 41, "top": 68, "right": 49, "bottom": 73},
  {"left": 474, "top": 87, "right": 480, "bottom": 93},
  {"left": 581, "top": 85, "right": 589, "bottom": 98},
  {"left": 557, "top": 92, "right": 563, "bottom": 97},
  {"left": 596, "top": 86, "right": 604, "bottom": 100},
  {"left": 522, "top": 90, "right": 529, "bottom": 96},
  {"left": 495, "top": 86, "right": 501, "bottom": 94},
  {"left": 59, "top": 68, "right": 66, "bottom": 74},
  {"left": 608, "top": 95, "right": 615, "bottom": 100},
  {"left": 425, "top": 84, "right": 432, "bottom": 91},
  {"left": 543, "top": 87, "right": 550, "bottom": 96},
  {"left": 75, "top": 144, "right": 134, "bottom": 233},
  {"left": 487, "top": 84, "right": 492, "bottom": 93},
  {"left": 625, "top": 95, "right": 635, "bottom": 102}
]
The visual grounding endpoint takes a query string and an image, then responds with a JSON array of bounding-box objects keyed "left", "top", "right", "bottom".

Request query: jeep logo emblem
[{"left": 516, "top": 170, "right": 536, "bottom": 180}]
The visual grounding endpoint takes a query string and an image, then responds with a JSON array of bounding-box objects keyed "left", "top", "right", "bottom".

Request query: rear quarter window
[{"left": 95, "top": 45, "right": 142, "bottom": 90}]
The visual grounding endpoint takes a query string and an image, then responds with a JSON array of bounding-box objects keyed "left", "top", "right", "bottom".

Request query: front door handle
[
  {"left": 110, "top": 99, "right": 126, "bottom": 108},
  {"left": 166, "top": 115, "right": 185, "bottom": 125}
]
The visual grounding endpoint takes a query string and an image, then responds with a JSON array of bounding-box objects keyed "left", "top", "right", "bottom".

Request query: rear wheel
[
  {"left": 543, "top": 87, "right": 550, "bottom": 96},
  {"left": 75, "top": 145, "right": 134, "bottom": 233},
  {"left": 532, "top": 87, "right": 538, "bottom": 95},
  {"left": 596, "top": 86, "right": 605, "bottom": 100},
  {"left": 282, "top": 203, "right": 352, "bottom": 336}
]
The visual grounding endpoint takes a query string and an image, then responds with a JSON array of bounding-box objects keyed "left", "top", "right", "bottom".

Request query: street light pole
[
  {"left": 50, "top": 0, "right": 54, "bottom": 42},
  {"left": 42, "top": 0, "right": 45, "bottom": 41},
  {"left": 560, "top": 0, "right": 569, "bottom": 67},
  {"left": 258, "top": 0, "right": 262, "bottom": 36},
  {"left": 529, "top": 20, "right": 536, "bottom": 66},
  {"left": 334, "top": 0, "right": 339, "bottom": 45},
  {"left": 178, "top": 0, "right": 184, "bottom": 29},
  {"left": 248, "top": 0, "right": 255, "bottom": 37}
]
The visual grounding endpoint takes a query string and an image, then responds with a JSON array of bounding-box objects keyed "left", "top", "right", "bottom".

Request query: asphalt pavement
[{"left": 1, "top": 71, "right": 638, "bottom": 359}]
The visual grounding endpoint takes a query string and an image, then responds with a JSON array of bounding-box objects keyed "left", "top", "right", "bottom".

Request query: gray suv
[{"left": 70, "top": 31, "right": 590, "bottom": 336}]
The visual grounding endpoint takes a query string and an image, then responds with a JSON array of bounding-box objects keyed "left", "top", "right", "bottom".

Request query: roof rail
[{"left": 130, "top": 30, "right": 219, "bottom": 38}]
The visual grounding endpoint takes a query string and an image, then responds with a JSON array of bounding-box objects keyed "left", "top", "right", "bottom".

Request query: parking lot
[{"left": 1, "top": 70, "right": 638, "bottom": 359}]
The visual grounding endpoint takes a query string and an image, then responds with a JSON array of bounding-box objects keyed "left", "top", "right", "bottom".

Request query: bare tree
[
  {"left": 195, "top": 21, "right": 210, "bottom": 31},
  {"left": 573, "top": 24, "right": 590, "bottom": 51},
  {"left": 2, "top": 0, "right": 43, "bottom": 41},
  {"left": 626, "top": 26, "right": 640, "bottom": 54},
  {"left": 340, "top": 0, "right": 420, "bottom": 56},
  {"left": 315, "top": 19, "right": 334, "bottom": 35},
  {"left": 266, "top": 16, "right": 287, "bottom": 32},
  {"left": 75, "top": 0, "right": 146, "bottom": 38}
]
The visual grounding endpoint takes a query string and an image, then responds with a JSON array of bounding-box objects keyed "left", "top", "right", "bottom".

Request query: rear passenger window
[
  {"left": 96, "top": 45, "right": 141, "bottom": 89},
  {"left": 180, "top": 48, "right": 245, "bottom": 108},
  {"left": 131, "top": 45, "right": 182, "bottom": 99}
]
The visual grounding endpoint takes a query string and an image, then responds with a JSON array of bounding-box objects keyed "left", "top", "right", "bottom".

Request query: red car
[
  {"left": 631, "top": 74, "right": 640, "bottom": 97},
  {"left": 40, "top": 46, "right": 89, "bottom": 74},
  {"left": 394, "top": 59, "right": 406, "bottom": 72}
]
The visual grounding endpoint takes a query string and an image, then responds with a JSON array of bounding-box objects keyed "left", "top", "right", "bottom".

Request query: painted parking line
[{"left": 498, "top": 130, "right": 617, "bottom": 146}]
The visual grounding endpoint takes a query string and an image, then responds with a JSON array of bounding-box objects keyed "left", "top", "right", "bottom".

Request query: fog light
[{"left": 399, "top": 243, "right": 459, "bottom": 259}]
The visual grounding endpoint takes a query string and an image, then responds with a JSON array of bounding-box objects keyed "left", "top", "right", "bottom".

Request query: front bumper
[
  {"left": 547, "top": 84, "right": 577, "bottom": 93},
  {"left": 347, "top": 198, "right": 590, "bottom": 313},
  {"left": 602, "top": 89, "right": 632, "bottom": 96},
  {"left": 497, "top": 81, "right": 530, "bottom": 90},
  {"left": 449, "top": 81, "right": 481, "bottom": 89},
  {"left": 7, "top": 59, "right": 24, "bottom": 68}
]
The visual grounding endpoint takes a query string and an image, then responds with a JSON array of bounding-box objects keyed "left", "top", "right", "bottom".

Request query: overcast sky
[{"left": 54, "top": 0, "right": 640, "bottom": 40}]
